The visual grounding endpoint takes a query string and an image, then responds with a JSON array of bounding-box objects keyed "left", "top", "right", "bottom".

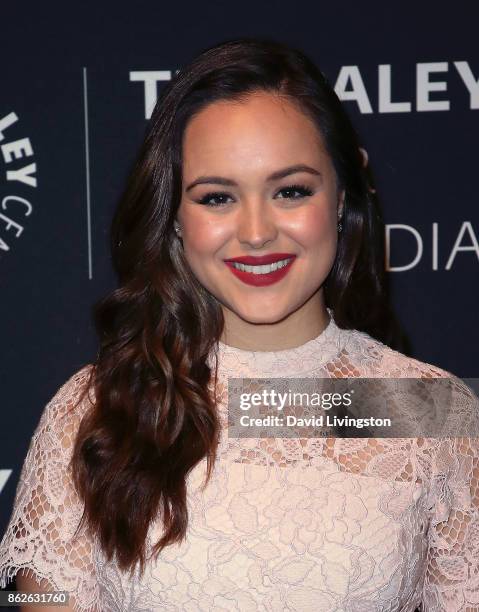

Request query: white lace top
[{"left": 1, "top": 310, "right": 479, "bottom": 611}]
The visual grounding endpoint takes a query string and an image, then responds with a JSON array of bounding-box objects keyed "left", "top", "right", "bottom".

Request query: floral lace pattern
[{"left": 1, "top": 310, "right": 478, "bottom": 611}]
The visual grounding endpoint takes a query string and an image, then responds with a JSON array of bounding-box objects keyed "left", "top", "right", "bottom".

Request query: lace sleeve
[
  {"left": 0, "top": 365, "right": 101, "bottom": 612},
  {"left": 422, "top": 378, "right": 479, "bottom": 611}
]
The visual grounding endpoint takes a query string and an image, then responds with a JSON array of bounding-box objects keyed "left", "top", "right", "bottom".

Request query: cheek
[
  {"left": 182, "top": 213, "right": 224, "bottom": 256},
  {"left": 289, "top": 204, "right": 337, "bottom": 251}
]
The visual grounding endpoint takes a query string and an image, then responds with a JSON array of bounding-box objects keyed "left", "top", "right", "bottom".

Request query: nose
[{"left": 236, "top": 198, "right": 278, "bottom": 249}]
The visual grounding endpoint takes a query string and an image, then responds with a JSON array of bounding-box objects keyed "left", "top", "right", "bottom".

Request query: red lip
[
  {"left": 223, "top": 253, "right": 296, "bottom": 265},
  {"left": 224, "top": 254, "right": 296, "bottom": 287}
]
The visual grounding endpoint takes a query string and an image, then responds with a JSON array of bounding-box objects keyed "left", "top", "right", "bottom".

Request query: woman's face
[{"left": 177, "top": 91, "right": 344, "bottom": 335}]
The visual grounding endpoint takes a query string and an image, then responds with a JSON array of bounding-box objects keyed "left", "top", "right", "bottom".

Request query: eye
[
  {"left": 197, "top": 192, "right": 233, "bottom": 207},
  {"left": 275, "top": 184, "right": 314, "bottom": 200},
  {"left": 196, "top": 184, "right": 314, "bottom": 208}
]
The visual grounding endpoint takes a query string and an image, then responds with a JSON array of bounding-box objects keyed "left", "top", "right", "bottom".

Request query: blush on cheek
[
  {"left": 181, "top": 228, "right": 211, "bottom": 257},
  {"left": 184, "top": 233, "right": 210, "bottom": 256},
  {"left": 293, "top": 205, "right": 336, "bottom": 245},
  {"left": 183, "top": 215, "right": 229, "bottom": 253},
  {"left": 181, "top": 222, "right": 226, "bottom": 282}
]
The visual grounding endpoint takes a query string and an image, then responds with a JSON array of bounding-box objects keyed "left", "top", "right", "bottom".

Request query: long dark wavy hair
[{"left": 69, "top": 36, "right": 404, "bottom": 578}]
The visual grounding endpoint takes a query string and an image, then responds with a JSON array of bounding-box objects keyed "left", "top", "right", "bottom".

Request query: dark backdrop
[{"left": 1, "top": 2, "right": 478, "bottom": 590}]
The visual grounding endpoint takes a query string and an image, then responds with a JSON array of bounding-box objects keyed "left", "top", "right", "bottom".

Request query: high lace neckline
[{"left": 212, "top": 307, "right": 344, "bottom": 377}]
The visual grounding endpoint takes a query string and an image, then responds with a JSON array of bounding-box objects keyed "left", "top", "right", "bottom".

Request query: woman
[{"left": 1, "top": 37, "right": 478, "bottom": 612}]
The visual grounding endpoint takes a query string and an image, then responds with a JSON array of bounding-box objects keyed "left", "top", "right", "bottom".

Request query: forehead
[{"left": 181, "top": 92, "right": 331, "bottom": 175}]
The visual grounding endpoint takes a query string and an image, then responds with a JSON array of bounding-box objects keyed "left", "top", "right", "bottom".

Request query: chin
[{"left": 232, "top": 305, "right": 293, "bottom": 326}]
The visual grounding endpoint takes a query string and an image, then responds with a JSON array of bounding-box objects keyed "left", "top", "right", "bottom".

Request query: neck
[{"left": 219, "top": 291, "right": 330, "bottom": 351}]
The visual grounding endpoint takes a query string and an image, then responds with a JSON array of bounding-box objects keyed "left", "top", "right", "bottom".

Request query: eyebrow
[{"left": 185, "top": 164, "right": 322, "bottom": 192}]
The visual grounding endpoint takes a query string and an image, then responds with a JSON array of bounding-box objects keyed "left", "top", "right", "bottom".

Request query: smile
[
  {"left": 224, "top": 256, "right": 296, "bottom": 286},
  {"left": 231, "top": 258, "right": 292, "bottom": 274}
]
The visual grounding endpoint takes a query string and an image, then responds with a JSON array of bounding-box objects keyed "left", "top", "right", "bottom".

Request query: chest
[{"left": 94, "top": 458, "right": 431, "bottom": 611}]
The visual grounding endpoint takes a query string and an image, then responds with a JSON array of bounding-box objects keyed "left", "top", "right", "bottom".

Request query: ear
[
  {"left": 173, "top": 219, "right": 182, "bottom": 236},
  {"left": 338, "top": 189, "right": 345, "bottom": 219},
  {"left": 359, "top": 147, "right": 369, "bottom": 168}
]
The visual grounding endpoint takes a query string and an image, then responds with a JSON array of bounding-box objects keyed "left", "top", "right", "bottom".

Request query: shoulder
[
  {"left": 48, "top": 363, "right": 94, "bottom": 408},
  {"left": 0, "top": 364, "right": 102, "bottom": 606},
  {"left": 12, "top": 364, "right": 98, "bottom": 522},
  {"left": 37, "top": 363, "right": 96, "bottom": 449},
  {"left": 339, "top": 327, "right": 479, "bottom": 437},
  {"left": 340, "top": 326, "right": 455, "bottom": 378}
]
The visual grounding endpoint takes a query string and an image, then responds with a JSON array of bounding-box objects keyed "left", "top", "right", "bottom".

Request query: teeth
[{"left": 231, "top": 258, "right": 292, "bottom": 274}]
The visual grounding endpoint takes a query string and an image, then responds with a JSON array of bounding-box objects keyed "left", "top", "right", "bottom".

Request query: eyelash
[{"left": 197, "top": 184, "right": 314, "bottom": 207}]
